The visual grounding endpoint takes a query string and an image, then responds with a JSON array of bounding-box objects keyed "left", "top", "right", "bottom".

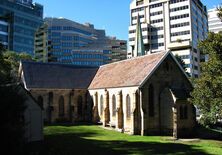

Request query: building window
[
  {"left": 170, "top": 0, "right": 188, "bottom": 4},
  {"left": 149, "top": 84, "right": 154, "bottom": 117},
  {"left": 37, "top": 96, "right": 43, "bottom": 108},
  {"left": 48, "top": 92, "right": 53, "bottom": 105},
  {"left": 100, "top": 95, "right": 103, "bottom": 115},
  {"left": 136, "top": 0, "right": 144, "bottom": 6},
  {"left": 171, "top": 30, "right": 190, "bottom": 37},
  {"left": 180, "top": 105, "right": 188, "bottom": 119},
  {"left": 170, "top": 14, "right": 189, "bottom": 20},
  {"left": 59, "top": 96, "right": 64, "bottom": 117},
  {"left": 126, "top": 95, "right": 131, "bottom": 118},
  {"left": 112, "top": 95, "right": 116, "bottom": 116},
  {"left": 78, "top": 96, "right": 83, "bottom": 116}
]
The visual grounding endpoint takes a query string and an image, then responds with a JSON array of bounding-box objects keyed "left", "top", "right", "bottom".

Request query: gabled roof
[
  {"left": 89, "top": 51, "right": 168, "bottom": 89},
  {"left": 20, "top": 61, "right": 98, "bottom": 89}
]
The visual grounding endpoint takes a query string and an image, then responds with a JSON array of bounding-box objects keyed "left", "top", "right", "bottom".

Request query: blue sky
[{"left": 35, "top": 0, "right": 221, "bottom": 40}]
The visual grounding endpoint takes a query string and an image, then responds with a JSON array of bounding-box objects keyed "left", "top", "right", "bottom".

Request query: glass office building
[
  {"left": 43, "top": 17, "right": 126, "bottom": 66},
  {"left": 0, "top": 0, "right": 43, "bottom": 55}
]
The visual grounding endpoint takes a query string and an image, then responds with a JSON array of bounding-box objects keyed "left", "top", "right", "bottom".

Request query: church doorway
[{"left": 159, "top": 88, "right": 174, "bottom": 135}]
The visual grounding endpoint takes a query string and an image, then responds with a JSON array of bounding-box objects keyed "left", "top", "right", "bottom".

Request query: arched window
[
  {"left": 149, "top": 84, "right": 154, "bottom": 117},
  {"left": 112, "top": 95, "right": 116, "bottom": 116},
  {"left": 59, "top": 96, "right": 64, "bottom": 117},
  {"left": 180, "top": 105, "right": 188, "bottom": 119},
  {"left": 126, "top": 94, "right": 131, "bottom": 118},
  {"left": 77, "top": 96, "right": 83, "bottom": 116},
  {"left": 37, "top": 96, "right": 43, "bottom": 108},
  {"left": 100, "top": 95, "right": 103, "bottom": 115},
  {"left": 48, "top": 92, "right": 53, "bottom": 105},
  {"left": 184, "top": 106, "right": 188, "bottom": 119}
]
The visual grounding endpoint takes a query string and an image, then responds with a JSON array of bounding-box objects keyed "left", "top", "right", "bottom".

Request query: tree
[
  {"left": 191, "top": 32, "right": 222, "bottom": 126},
  {"left": 174, "top": 54, "right": 190, "bottom": 76},
  {"left": 0, "top": 44, "right": 28, "bottom": 154},
  {"left": 0, "top": 44, "right": 12, "bottom": 83},
  {"left": 3, "top": 51, "right": 33, "bottom": 82},
  {"left": 217, "top": 5, "right": 222, "bottom": 21}
]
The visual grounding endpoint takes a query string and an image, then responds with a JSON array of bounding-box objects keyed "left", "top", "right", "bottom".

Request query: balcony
[{"left": 168, "top": 40, "right": 191, "bottom": 50}]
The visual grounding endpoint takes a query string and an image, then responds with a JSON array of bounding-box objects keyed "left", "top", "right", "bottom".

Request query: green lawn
[{"left": 41, "top": 125, "right": 222, "bottom": 155}]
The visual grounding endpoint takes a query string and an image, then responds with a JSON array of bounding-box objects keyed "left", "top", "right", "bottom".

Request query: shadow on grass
[
  {"left": 193, "top": 125, "right": 222, "bottom": 141},
  {"left": 37, "top": 132, "right": 209, "bottom": 155}
]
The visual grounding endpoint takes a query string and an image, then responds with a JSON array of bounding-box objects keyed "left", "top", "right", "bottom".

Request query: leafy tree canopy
[
  {"left": 191, "top": 32, "right": 222, "bottom": 126},
  {"left": 217, "top": 5, "right": 222, "bottom": 21},
  {"left": 174, "top": 54, "right": 190, "bottom": 77},
  {"left": 1, "top": 48, "right": 34, "bottom": 83}
]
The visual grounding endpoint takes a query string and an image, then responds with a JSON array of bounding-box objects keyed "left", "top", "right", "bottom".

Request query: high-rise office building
[
  {"left": 34, "top": 24, "right": 51, "bottom": 62},
  {"left": 106, "top": 37, "right": 127, "bottom": 62},
  {"left": 0, "top": 17, "right": 9, "bottom": 49},
  {"left": 41, "top": 17, "right": 127, "bottom": 66},
  {"left": 0, "top": 0, "right": 43, "bottom": 54},
  {"left": 128, "top": 0, "right": 208, "bottom": 77},
  {"left": 208, "top": 7, "right": 222, "bottom": 33}
]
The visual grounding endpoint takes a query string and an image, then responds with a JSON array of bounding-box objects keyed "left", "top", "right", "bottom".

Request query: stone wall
[{"left": 30, "top": 89, "right": 92, "bottom": 123}]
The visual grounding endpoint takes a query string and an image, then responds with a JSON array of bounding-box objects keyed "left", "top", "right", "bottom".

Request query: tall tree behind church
[{"left": 191, "top": 32, "right": 222, "bottom": 126}]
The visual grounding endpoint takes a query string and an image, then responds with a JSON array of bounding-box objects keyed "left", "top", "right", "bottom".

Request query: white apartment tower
[
  {"left": 208, "top": 8, "right": 222, "bottom": 33},
  {"left": 128, "top": 0, "right": 208, "bottom": 77}
]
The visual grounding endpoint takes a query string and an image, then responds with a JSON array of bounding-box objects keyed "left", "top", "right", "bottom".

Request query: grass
[{"left": 39, "top": 125, "right": 222, "bottom": 155}]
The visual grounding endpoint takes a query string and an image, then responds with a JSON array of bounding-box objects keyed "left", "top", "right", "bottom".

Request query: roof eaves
[{"left": 88, "top": 85, "right": 140, "bottom": 90}]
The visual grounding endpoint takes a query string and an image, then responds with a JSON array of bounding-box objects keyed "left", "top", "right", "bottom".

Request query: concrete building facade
[
  {"left": 34, "top": 24, "right": 50, "bottom": 62},
  {"left": 208, "top": 7, "right": 222, "bottom": 33},
  {"left": 0, "top": 0, "right": 43, "bottom": 54},
  {"left": 128, "top": 0, "right": 208, "bottom": 77}
]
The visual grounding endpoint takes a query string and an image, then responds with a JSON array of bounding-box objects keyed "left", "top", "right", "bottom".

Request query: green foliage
[
  {"left": 0, "top": 44, "right": 12, "bottom": 83},
  {"left": 174, "top": 54, "right": 190, "bottom": 76},
  {"left": 191, "top": 32, "right": 222, "bottom": 126},
  {"left": 217, "top": 5, "right": 222, "bottom": 21},
  {"left": 3, "top": 51, "right": 33, "bottom": 82},
  {"left": 0, "top": 44, "right": 29, "bottom": 154}
]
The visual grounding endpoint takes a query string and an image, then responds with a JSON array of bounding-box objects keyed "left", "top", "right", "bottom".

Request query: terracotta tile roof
[
  {"left": 21, "top": 61, "right": 98, "bottom": 89},
  {"left": 89, "top": 51, "right": 167, "bottom": 89}
]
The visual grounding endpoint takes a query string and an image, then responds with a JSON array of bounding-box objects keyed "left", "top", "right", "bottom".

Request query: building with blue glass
[
  {"left": 0, "top": 0, "right": 43, "bottom": 55},
  {"left": 42, "top": 17, "right": 126, "bottom": 66}
]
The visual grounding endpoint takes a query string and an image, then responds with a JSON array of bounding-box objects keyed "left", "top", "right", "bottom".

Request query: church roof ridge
[{"left": 100, "top": 51, "right": 167, "bottom": 68}]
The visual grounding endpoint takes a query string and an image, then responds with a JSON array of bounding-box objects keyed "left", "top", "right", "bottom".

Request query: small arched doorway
[{"left": 159, "top": 88, "right": 174, "bottom": 135}]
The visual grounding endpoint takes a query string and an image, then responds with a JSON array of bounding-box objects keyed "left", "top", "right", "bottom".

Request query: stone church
[
  {"left": 19, "top": 51, "right": 196, "bottom": 137},
  {"left": 19, "top": 16, "right": 196, "bottom": 137}
]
